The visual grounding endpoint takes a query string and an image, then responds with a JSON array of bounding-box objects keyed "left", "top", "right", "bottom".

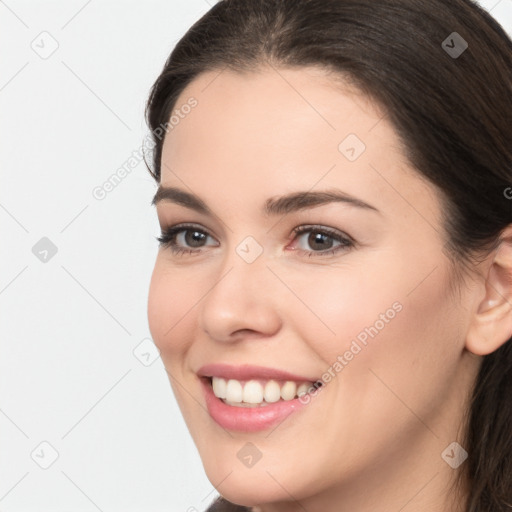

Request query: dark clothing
[{"left": 205, "top": 495, "right": 252, "bottom": 511}]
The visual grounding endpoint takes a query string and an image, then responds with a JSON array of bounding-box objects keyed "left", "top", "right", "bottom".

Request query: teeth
[
  {"left": 243, "top": 380, "right": 264, "bottom": 403},
  {"left": 225, "top": 379, "right": 243, "bottom": 402},
  {"left": 211, "top": 377, "right": 317, "bottom": 406},
  {"left": 263, "top": 380, "right": 281, "bottom": 403},
  {"left": 297, "top": 383, "right": 310, "bottom": 397},
  {"left": 280, "top": 381, "right": 297, "bottom": 401},
  {"left": 212, "top": 376, "right": 227, "bottom": 399}
]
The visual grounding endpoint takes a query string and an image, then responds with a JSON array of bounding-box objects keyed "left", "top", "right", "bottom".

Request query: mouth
[
  {"left": 203, "top": 376, "right": 323, "bottom": 407},
  {"left": 197, "top": 364, "right": 324, "bottom": 432}
]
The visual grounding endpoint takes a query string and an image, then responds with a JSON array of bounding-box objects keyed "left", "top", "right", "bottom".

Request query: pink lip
[
  {"left": 197, "top": 364, "right": 322, "bottom": 432},
  {"left": 200, "top": 377, "right": 310, "bottom": 432},
  {"left": 197, "top": 363, "right": 319, "bottom": 383}
]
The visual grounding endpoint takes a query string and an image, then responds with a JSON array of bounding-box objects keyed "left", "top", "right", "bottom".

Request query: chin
[
  {"left": 202, "top": 456, "right": 307, "bottom": 507},
  {"left": 206, "top": 478, "right": 283, "bottom": 509}
]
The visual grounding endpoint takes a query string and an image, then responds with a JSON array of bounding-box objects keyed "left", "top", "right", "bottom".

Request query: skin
[{"left": 147, "top": 65, "right": 512, "bottom": 512}]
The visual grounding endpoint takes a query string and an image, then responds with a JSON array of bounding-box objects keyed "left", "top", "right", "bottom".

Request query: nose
[{"left": 198, "top": 247, "right": 282, "bottom": 343}]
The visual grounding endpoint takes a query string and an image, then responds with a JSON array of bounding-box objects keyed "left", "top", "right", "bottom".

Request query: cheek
[
  {"left": 339, "top": 257, "right": 461, "bottom": 419},
  {"left": 147, "top": 258, "right": 199, "bottom": 359},
  {"left": 283, "top": 263, "right": 407, "bottom": 364},
  {"left": 287, "top": 252, "right": 461, "bottom": 395}
]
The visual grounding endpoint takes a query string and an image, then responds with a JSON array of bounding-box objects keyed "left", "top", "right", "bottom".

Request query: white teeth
[
  {"left": 211, "top": 376, "right": 317, "bottom": 406},
  {"left": 225, "top": 379, "right": 243, "bottom": 403},
  {"left": 297, "top": 383, "right": 310, "bottom": 397},
  {"left": 243, "top": 380, "right": 264, "bottom": 404},
  {"left": 280, "top": 381, "right": 297, "bottom": 401},
  {"left": 212, "top": 376, "right": 227, "bottom": 399},
  {"left": 263, "top": 380, "right": 281, "bottom": 403}
]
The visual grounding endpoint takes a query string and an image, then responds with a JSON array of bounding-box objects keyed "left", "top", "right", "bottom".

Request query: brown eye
[
  {"left": 291, "top": 225, "right": 354, "bottom": 257},
  {"left": 183, "top": 229, "right": 208, "bottom": 248},
  {"left": 305, "top": 231, "right": 335, "bottom": 251},
  {"left": 157, "top": 224, "right": 219, "bottom": 255}
]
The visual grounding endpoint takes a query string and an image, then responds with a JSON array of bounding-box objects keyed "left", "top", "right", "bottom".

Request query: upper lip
[{"left": 197, "top": 363, "right": 319, "bottom": 383}]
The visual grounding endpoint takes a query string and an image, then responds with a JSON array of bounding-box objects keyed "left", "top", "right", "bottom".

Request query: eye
[
  {"left": 156, "top": 223, "right": 218, "bottom": 256},
  {"left": 156, "top": 223, "right": 354, "bottom": 258},
  {"left": 289, "top": 225, "right": 354, "bottom": 257}
]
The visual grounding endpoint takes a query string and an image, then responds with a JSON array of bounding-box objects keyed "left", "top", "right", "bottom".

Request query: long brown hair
[{"left": 145, "top": 1, "right": 512, "bottom": 510}]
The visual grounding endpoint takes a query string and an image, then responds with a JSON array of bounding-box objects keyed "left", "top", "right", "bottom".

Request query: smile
[
  {"left": 197, "top": 364, "right": 324, "bottom": 432},
  {"left": 211, "top": 377, "right": 318, "bottom": 406}
]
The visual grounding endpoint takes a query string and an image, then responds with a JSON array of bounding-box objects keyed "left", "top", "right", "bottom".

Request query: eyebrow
[{"left": 152, "top": 186, "right": 381, "bottom": 216}]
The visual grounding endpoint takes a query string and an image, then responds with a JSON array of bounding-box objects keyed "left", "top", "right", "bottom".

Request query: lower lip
[{"left": 200, "top": 378, "right": 310, "bottom": 432}]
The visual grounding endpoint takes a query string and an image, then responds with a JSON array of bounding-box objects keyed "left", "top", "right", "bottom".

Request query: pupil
[
  {"left": 186, "top": 230, "right": 205, "bottom": 247},
  {"left": 309, "top": 232, "right": 332, "bottom": 250}
]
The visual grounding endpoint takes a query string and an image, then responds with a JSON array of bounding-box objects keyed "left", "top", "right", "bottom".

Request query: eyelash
[{"left": 156, "top": 223, "right": 355, "bottom": 258}]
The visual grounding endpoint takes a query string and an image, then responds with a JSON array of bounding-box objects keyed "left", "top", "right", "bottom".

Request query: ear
[{"left": 466, "top": 226, "right": 512, "bottom": 356}]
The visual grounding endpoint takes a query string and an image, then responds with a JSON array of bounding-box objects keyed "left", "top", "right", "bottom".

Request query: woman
[{"left": 144, "top": 0, "right": 512, "bottom": 510}]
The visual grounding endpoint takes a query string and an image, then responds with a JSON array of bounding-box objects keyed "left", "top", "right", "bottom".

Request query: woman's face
[{"left": 148, "top": 66, "right": 479, "bottom": 509}]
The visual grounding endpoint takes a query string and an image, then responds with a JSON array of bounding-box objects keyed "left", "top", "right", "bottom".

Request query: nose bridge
[
  {"left": 206, "top": 236, "right": 270, "bottom": 309},
  {"left": 198, "top": 235, "right": 282, "bottom": 341}
]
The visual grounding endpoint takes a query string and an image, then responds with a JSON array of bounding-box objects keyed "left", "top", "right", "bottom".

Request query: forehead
[
  {"left": 166, "top": 65, "right": 387, "bottom": 154},
  {"left": 159, "top": 65, "right": 441, "bottom": 225},
  {"left": 163, "top": 67, "right": 392, "bottom": 170}
]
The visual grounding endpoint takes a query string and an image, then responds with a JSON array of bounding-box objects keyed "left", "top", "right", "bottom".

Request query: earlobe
[{"left": 465, "top": 228, "right": 512, "bottom": 356}]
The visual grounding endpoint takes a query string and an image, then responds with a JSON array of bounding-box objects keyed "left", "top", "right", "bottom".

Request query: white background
[{"left": 1, "top": 1, "right": 511, "bottom": 511}]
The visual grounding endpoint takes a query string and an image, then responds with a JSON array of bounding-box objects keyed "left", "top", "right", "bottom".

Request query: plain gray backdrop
[{"left": 1, "top": 1, "right": 511, "bottom": 510}]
